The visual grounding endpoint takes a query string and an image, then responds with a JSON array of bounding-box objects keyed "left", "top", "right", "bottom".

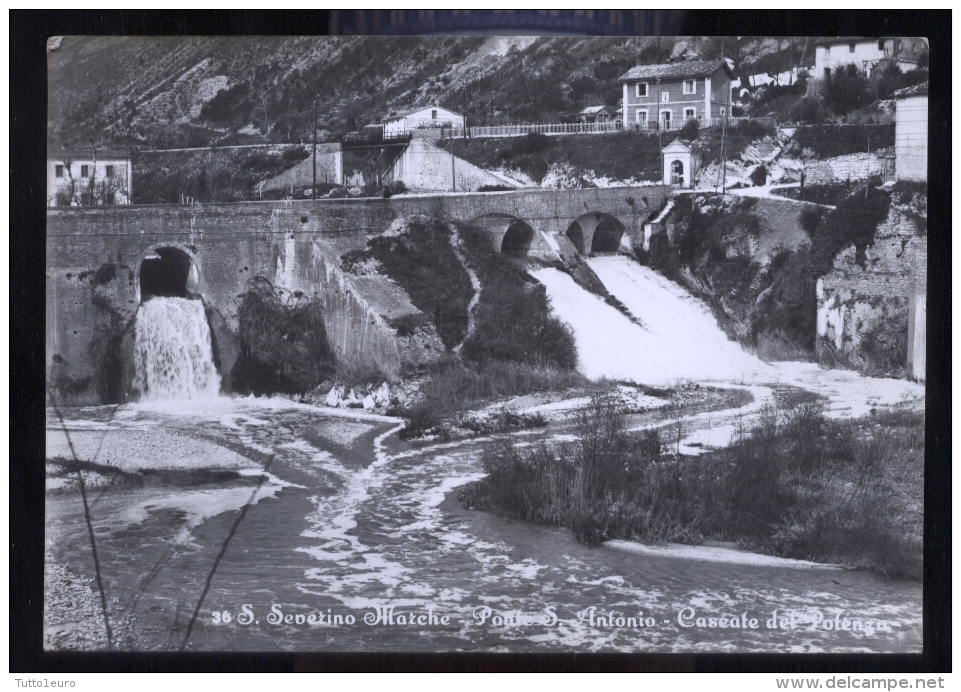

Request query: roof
[
  {"left": 384, "top": 105, "right": 464, "bottom": 121},
  {"left": 618, "top": 60, "right": 732, "bottom": 83},
  {"left": 49, "top": 149, "right": 131, "bottom": 161},
  {"left": 893, "top": 81, "right": 928, "bottom": 99},
  {"left": 814, "top": 37, "right": 881, "bottom": 47},
  {"left": 580, "top": 105, "right": 610, "bottom": 114},
  {"left": 662, "top": 139, "right": 692, "bottom": 153}
]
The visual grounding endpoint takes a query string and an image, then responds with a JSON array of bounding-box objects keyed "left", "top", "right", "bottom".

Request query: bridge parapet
[{"left": 47, "top": 185, "right": 670, "bottom": 243}]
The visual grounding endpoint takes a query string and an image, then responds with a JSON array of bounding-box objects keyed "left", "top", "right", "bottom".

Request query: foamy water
[
  {"left": 46, "top": 395, "right": 921, "bottom": 653},
  {"left": 133, "top": 297, "right": 221, "bottom": 401},
  {"left": 530, "top": 258, "right": 771, "bottom": 385}
]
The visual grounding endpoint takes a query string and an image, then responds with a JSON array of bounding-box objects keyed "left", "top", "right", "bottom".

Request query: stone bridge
[{"left": 46, "top": 186, "right": 671, "bottom": 404}]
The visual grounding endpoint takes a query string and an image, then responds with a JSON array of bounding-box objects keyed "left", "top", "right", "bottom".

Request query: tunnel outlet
[
  {"left": 500, "top": 221, "right": 535, "bottom": 257},
  {"left": 139, "top": 247, "right": 199, "bottom": 302}
]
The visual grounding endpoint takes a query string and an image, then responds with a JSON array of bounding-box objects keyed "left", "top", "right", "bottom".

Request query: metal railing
[
  {"left": 340, "top": 130, "right": 413, "bottom": 146},
  {"left": 447, "top": 117, "right": 766, "bottom": 139},
  {"left": 624, "top": 116, "right": 760, "bottom": 131},
  {"left": 448, "top": 121, "right": 623, "bottom": 138}
]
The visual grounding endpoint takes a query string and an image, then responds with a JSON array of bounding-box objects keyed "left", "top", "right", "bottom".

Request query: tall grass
[
  {"left": 464, "top": 396, "right": 923, "bottom": 579},
  {"left": 398, "top": 359, "right": 586, "bottom": 440}
]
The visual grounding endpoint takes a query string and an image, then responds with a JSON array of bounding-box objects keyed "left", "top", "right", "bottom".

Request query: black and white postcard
[{"left": 44, "top": 34, "right": 929, "bottom": 654}]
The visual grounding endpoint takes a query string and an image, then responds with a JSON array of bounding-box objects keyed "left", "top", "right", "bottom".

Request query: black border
[{"left": 11, "top": 9, "right": 950, "bottom": 672}]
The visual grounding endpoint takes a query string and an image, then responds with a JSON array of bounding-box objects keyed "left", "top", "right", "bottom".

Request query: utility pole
[
  {"left": 262, "top": 95, "right": 269, "bottom": 147},
  {"left": 720, "top": 118, "right": 728, "bottom": 193},
  {"left": 312, "top": 96, "right": 318, "bottom": 200},
  {"left": 866, "top": 135, "right": 871, "bottom": 200},
  {"left": 448, "top": 127, "right": 456, "bottom": 192},
  {"left": 463, "top": 85, "right": 469, "bottom": 147}
]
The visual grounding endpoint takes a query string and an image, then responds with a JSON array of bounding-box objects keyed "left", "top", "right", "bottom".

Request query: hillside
[{"left": 49, "top": 35, "right": 783, "bottom": 152}]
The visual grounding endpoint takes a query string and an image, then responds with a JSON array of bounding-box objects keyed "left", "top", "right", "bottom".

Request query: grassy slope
[
  {"left": 450, "top": 132, "right": 663, "bottom": 184},
  {"left": 343, "top": 217, "right": 474, "bottom": 350},
  {"left": 337, "top": 216, "right": 583, "bottom": 438},
  {"left": 133, "top": 146, "right": 308, "bottom": 204},
  {"left": 458, "top": 225, "right": 578, "bottom": 369}
]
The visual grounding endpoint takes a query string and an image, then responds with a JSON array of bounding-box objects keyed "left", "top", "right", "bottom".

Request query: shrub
[
  {"left": 230, "top": 277, "right": 335, "bottom": 395},
  {"left": 382, "top": 180, "right": 408, "bottom": 197},
  {"left": 200, "top": 82, "right": 252, "bottom": 126},
  {"left": 727, "top": 119, "right": 776, "bottom": 139},
  {"left": 799, "top": 204, "right": 824, "bottom": 234},
  {"left": 824, "top": 72, "right": 875, "bottom": 113},
  {"left": 462, "top": 392, "right": 923, "bottom": 578},
  {"left": 750, "top": 164, "right": 769, "bottom": 187},
  {"left": 678, "top": 118, "right": 699, "bottom": 140},
  {"left": 477, "top": 184, "right": 514, "bottom": 192},
  {"left": 791, "top": 95, "right": 829, "bottom": 124},
  {"left": 460, "top": 393, "right": 676, "bottom": 544},
  {"left": 809, "top": 184, "right": 892, "bottom": 272},
  {"left": 792, "top": 123, "right": 894, "bottom": 158}
]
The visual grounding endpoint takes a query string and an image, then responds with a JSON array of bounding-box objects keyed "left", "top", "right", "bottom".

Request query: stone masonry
[{"left": 816, "top": 205, "right": 926, "bottom": 380}]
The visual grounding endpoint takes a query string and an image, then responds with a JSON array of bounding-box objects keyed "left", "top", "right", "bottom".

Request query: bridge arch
[
  {"left": 566, "top": 213, "right": 627, "bottom": 254},
  {"left": 500, "top": 219, "right": 535, "bottom": 257},
  {"left": 471, "top": 213, "right": 537, "bottom": 257},
  {"left": 136, "top": 242, "right": 202, "bottom": 304}
]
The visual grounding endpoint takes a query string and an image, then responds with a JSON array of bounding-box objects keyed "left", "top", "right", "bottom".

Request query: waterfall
[{"left": 133, "top": 297, "right": 221, "bottom": 401}]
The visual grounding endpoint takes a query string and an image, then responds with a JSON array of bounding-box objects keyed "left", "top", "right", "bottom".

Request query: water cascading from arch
[{"left": 133, "top": 247, "right": 219, "bottom": 401}]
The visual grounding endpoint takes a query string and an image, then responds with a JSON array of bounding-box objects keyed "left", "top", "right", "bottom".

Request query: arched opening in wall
[
  {"left": 590, "top": 216, "right": 627, "bottom": 253},
  {"left": 566, "top": 221, "right": 585, "bottom": 253},
  {"left": 500, "top": 220, "right": 535, "bottom": 257},
  {"left": 139, "top": 246, "right": 199, "bottom": 302},
  {"left": 670, "top": 159, "right": 685, "bottom": 187}
]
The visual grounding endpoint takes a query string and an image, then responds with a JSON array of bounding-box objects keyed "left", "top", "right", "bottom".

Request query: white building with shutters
[{"left": 382, "top": 105, "right": 464, "bottom": 136}]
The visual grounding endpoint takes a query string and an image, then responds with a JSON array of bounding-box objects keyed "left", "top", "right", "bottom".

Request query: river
[{"left": 45, "top": 393, "right": 922, "bottom": 654}]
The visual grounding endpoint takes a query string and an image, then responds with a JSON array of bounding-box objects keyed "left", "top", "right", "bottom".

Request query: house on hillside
[
  {"left": 47, "top": 149, "right": 132, "bottom": 206},
  {"left": 618, "top": 60, "right": 734, "bottom": 131},
  {"left": 813, "top": 37, "right": 927, "bottom": 81},
  {"left": 383, "top": 105, "right": 464, "bottom": 136},
  {"left": 893, "top": 81, "right": 927, "bottom": 182},
  {"left": 578, "top": 106, "right": 612, "bottom": 123}
]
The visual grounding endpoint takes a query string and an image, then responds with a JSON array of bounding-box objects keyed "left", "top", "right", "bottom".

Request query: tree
[{"left": 704, "top": 36, "right": 763, "bottom": 80}]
